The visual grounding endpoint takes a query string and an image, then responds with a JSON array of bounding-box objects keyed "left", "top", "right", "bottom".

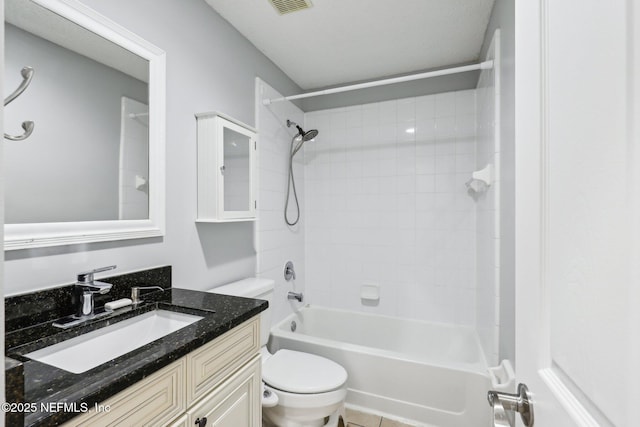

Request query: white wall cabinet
[
  {"left": 63, "top": 317, "right": 261, "bottom": 427},
  {"left": 196, "top": 112, "right": 257, "bottom": 222}
]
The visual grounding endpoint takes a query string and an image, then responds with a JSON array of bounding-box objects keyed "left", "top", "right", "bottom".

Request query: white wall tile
[
  {"left": 415, "top": 155, "right": 436, "bottom": 175},
  {"left": 456, "top": 114, "right": 477, "bottom": 139},
  {"left": 416, "top": 96, "right": 436, "bottom": 120},
  {"left": 416, "top": 174, "right": 436, "bottom": 193},
  {"left": 345, "top": 105, "right": 363, "bottom": 129},
  {"left": 435, "top": 154, "right": 456, "bottom": 174},
  {"left": 474, "top": 55, "right": 500, "bottom": 365},
  {"left": 303, "top": 90, "right": 478, "bottom": 326},
  {"left": 378, "top": 100, "right": 397, "bottom": 124},
  {"left": 362, "top": 103, "right": 379, "bottom": 127},
  {"left": 397, "top": 98, "right": 416, "bottom": 123},
  {"left": 435, "top": 92, "right": 456, "bottom": 117},
  {"left": 397, "top": 125, "right": 416, "bottom": 142},
  {"left": 416, "top": 118, "right": 436, "bottom": 142},
  {"left": 455, "top": 90, "right": 477, "bottom": 116},
  {"left": 257, "top": 80, "right": 307, "bottom": 328}
]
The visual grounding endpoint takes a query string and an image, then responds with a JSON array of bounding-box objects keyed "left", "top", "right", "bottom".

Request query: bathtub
[{"left": 269, "top": 306, "right": 493, "bottom": 427}]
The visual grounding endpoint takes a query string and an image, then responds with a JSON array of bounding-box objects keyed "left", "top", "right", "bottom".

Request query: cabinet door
[
  {"left": 187, "top": 355, "right": 261, "bottom": 427},
  {"left": 168, "top": 414, "right": 189, "bottom": 427},
  {"left": 187, "top": 317, "right": 259, "bottom": 405},
  {"left": 62, "top": 359, "right": 186, "bottom": 427}
]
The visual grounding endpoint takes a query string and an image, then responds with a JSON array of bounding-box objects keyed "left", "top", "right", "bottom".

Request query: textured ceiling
[{"left": 205, "top": 0, "right": 495, "bottom": 90}]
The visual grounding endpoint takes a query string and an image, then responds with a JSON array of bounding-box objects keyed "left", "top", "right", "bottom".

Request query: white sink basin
[{"left": 25, "top": 310, "right": 203, "bottom": 373}]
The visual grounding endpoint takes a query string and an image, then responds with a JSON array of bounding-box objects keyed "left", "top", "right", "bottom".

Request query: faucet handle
[
  {"left": 77, "top": 265, "right": 117, "bottom": 283},
  {"left": 284, "top": 261, "right": 296, "bottom": 281}
]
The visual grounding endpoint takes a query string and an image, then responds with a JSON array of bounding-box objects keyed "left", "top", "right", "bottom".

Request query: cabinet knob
[
  {"left": 195, "top": 417, "right": 207, "bottom": 427},
  {"left": 220, "top": 165, "right": 225, "bottom": 175}
]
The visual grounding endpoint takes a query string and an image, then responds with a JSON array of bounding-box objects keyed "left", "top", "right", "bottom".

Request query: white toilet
[{"left": 208, "top": 278, "right": 347, "bottom": 427}]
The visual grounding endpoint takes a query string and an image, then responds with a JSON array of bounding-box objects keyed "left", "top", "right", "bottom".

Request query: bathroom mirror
[
  {"left": 4, "top": 0, "right": 166, "bottom": 250},
  {"left": 223, "top": 127, "right": 253, "bottom": 212}
]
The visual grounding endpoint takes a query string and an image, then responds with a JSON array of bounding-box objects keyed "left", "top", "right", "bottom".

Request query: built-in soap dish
[{"left": 361, "top": 282, "right": 379, "bottom": 306}]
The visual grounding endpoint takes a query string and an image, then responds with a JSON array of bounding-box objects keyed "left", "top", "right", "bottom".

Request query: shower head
[
  {"left": 287, "top": 119, "right": 318, "bottom": 142},
  {"left": 285, "top": 119, "right": 319, "bottom": 227},
  {"left": 302, "top": 128, "right": 319, "bottom": 141}
]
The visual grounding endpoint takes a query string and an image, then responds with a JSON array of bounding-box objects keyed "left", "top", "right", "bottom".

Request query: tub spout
[{"left": 287, "top": 291, "right": 303, "bottom": 302}]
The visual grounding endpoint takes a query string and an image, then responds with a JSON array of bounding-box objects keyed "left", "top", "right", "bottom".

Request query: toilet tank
[{"left": 207, "top": 278, "right": 274, "bottom": 347}]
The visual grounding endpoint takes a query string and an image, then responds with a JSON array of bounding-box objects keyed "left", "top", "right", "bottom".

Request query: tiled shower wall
[
  {"left": 256, "top": 79, "right": 307, "bottom": 327},
  {"left": 476, "top": 31, "right": 501, "bottom": 366},
  {"left": 303, "top": 91, "right": 478, "bottom": 325}
]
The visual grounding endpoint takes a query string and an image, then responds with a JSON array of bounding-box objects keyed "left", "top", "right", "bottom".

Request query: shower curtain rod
[{"left": 262, "top": 60, "right": 493, "bottom": 105}]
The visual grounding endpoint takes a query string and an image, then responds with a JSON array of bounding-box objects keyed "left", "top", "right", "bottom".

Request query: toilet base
[
  {"left": 263, "top": 406, "right": 345, "bottom": 427},
  {"left": 262, "top": 387, "right": 346, "bottom": 427}
]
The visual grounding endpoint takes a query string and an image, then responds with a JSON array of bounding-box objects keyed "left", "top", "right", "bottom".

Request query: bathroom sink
[{"left": 24, "top": 309, "right": 203, "bottom": 374}]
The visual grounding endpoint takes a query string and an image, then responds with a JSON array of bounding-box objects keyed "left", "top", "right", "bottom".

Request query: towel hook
[{"left": 4, "top": 66, "right": 35, "bottom": 141}]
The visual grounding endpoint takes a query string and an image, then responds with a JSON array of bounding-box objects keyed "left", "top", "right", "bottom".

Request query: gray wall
[
  {"left": 5, "top": 24, "right": 148, "bottom": 223},
  {"left": 481, "top": 0, "right": 515, "bottom": 365},
  {"left": 5, "top": 0, "right": 301, "bottom": 295}
]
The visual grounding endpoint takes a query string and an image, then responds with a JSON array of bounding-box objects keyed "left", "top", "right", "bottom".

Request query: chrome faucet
[
  {"left": 287, "top": 291, "right": 303, "bottom": 302},
  {"left": 74, "top": 265, "right": 116, "bottom": 317},
  {"left": 284, "top": 261, "right": 296, "bottom": 281}
]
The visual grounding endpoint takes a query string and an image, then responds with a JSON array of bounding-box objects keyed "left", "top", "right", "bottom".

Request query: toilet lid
[{"left": 263, "top": 349, "right": 347, "bottom": 394}]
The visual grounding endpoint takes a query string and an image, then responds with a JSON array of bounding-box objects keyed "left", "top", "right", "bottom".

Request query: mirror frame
[{"left": 5, "top": 0, "right": 166, "bottom": 250}]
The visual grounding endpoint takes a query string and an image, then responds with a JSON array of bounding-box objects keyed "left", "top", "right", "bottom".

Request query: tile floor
[{"left": 345, "top": 408, "right": 417, "bottom": 427}]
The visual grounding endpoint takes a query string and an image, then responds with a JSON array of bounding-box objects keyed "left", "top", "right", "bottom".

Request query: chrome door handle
[{"left": 487, "top": 383, "right": 534, "bottom": 427}]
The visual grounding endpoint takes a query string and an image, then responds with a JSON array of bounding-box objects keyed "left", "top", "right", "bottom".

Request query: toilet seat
[{"left": 263, "top": 349, "right": 347, "bottom": 394}]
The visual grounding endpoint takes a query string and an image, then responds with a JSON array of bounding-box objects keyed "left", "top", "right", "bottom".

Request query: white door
[
  {"left": 514, "top": 0, "right": 639, "bottom": 426},
  {"left": 1, "top": 0, "right": 6, "bottom": 414}
]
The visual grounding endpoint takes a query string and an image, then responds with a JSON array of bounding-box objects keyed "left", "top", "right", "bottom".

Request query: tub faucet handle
[{"left": 284, "top": 261, "right": 296, "bottom": 281}]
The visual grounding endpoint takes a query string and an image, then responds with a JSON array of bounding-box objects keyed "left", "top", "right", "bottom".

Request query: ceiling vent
[{"left": 269, "top": 0, "right": 313, "bottom": 15}]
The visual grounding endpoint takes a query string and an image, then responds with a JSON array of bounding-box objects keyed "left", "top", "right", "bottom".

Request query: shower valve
[{"left": 284, "top": 261, "right": 296, "bottom": 281}]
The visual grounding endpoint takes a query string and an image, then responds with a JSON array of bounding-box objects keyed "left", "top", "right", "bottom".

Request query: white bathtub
[{"left": 269, "top": 306, "right": 493, "bottom": 427}]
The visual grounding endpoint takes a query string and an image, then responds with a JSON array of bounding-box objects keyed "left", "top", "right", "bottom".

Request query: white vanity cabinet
[
  {"left": 196, "top": 112, "right": 257, "bottom": 222},
  {"left": 62, "top": 317, "right": 261, "bottom": 427}
]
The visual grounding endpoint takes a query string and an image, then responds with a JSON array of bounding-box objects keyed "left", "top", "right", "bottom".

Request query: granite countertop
[{"left": 6, "top": 287, "right": 267, "bottom": 426}]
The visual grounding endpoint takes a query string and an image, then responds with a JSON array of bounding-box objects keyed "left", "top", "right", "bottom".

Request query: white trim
[
  {"left": 194, "top": 111, "right": 257, "bottom": 134},
  {"left": 195, "top": 218, "right": 257, "bottom": 223},
  {"left": 539, "top": 369, "right": 600, "bottom": 427},
  {"left": 4, "top": 0, "right": 166, "bottom": 250},
  {"left": 262, "top": 61, "right": 494, "bottom": 105}
]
